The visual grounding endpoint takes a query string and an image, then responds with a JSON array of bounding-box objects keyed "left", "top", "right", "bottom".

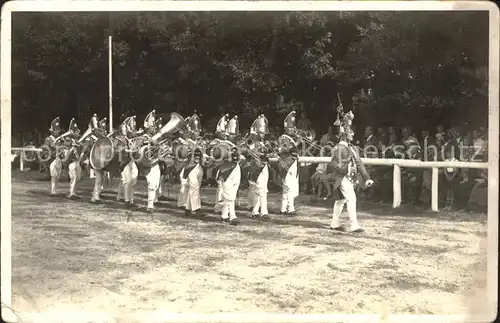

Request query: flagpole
[{"left": 108, "top": 35, "right": 113, "bottom": 134}]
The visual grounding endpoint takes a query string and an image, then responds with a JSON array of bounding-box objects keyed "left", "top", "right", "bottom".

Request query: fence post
[
  {"left": 431, "top": 167, "right": 439, "bottom": 212},
  {"left": 19, "top": 150, "right": 24, "bottom": 171},
  {"left": 392, "top": 164, "right": 401, "bottom": 208}
]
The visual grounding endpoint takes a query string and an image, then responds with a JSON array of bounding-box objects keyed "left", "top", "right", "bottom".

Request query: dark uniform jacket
[{"left": 329, "top": 142, "right": 371, "bottom": 200}]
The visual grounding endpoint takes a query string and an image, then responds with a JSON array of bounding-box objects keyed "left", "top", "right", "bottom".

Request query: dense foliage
[{"left": 12, "top": 11, "right": 489, "bottom": 137}]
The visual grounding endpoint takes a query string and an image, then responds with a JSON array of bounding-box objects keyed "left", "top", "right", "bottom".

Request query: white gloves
[{"left": 365, "top": 179, "right": 374, "bottom": 187}]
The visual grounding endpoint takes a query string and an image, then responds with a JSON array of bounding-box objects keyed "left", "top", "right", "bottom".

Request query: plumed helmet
[
  {"left": 127, "top": 115, "right": 137, "bottom": 133},
  {"left": 216, "top": 114, "right": 230, "bottom": 133},
  {"left": 227, "top": 116, "right": 239, "bottom": 135},
  {"left": 250, "top": 114, "right": 269, "bottom": 137},
  {"left": 89, "top": 113, "right": 99, "bottom": 130},
  {"left": 187, "top": 113, "right": 202, "bottom": 136},
  {"left": 49, "top": 117, "right": 61, "bottom": 135},
  {"left": 155, "top": 117, "right": 163, "bottom": 130},
  {"left": 284, "top": 111, "right": 296, "bottom": 135},
  {"left": 337, "top": 103, "right": 355, "bottom": 141},
  {"left": 120, "top": 117, "right": 130, "bottom": 135},
  {"left": 143, "top": 110, "right": 156, "bottom": 129},
  {"left": 98, "top": 117, "right": 107, "bottom": 131},
  {"left": 68, "top": 118, "right": 80, "bottom": 135}
]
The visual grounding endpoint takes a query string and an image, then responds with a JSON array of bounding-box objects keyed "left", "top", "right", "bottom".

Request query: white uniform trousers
[
  {"left": 49, "top": 157, "right": 62, "bottom": 194},
  {"left": 330, "top": 176, "right": 361, "bottom": 231},
  {"left": 280, "top": 192, "right": 296, "bottom": 213},
  {"left": 145, "top": 164, "right": 161, "bottom": 209},
  {"left": 221, "top": 199, "right": 237, "bottom": 221},
  {"left": 177, "top": 169, "right": 188, "bottom": 208},
  {"left": 68, "top": 161, "right": 82, "bottom": 197},
  {"left": 120, "top": 161, "right": 138, "bottom": 203},
  {"left": 252, "top": 189, "right": 268, "bottom": 216},
  {"left": 91, "top": 169, "right": 103, "bottom": 201}
]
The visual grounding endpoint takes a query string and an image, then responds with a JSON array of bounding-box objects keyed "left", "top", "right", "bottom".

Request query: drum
[
  {"left": 208, "top": 139, "right": 234, "bottom": 161},
  {"left": 89, "top": 137, "right": 129, "bottom": 171}
]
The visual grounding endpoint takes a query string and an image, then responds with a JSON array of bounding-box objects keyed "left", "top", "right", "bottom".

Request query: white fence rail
[
  {"left": 11, "top": 147, "right": 43, "bottom": 172},
  {"left": 12, "top": 147, "right": 488, "bottom": 212},
  {"left": 269, "top": 156, "right": 488, "bottom": 212}
]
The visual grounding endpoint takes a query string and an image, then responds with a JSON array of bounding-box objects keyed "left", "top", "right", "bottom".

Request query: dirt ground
[{"left": 9, "top": 170, "right": 489, "bottom": 318}]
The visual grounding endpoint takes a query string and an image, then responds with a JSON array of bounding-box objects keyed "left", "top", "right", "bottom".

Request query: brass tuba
[
  {"left": 77, "top": 114, "right": 99, "bottom": 143},
  {"left": 151, "top": 112, "right": 186, "bottom": 144},
  {"left": 138, "top": 112, "right": 186, "bottom": 167}
]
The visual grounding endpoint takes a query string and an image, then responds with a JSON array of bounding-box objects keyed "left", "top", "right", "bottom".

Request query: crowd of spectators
[{"left": 294, "top": 111, "right": 488, "bottom": 213}]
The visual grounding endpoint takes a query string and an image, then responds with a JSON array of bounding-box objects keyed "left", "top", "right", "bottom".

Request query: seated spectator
[
  {"left": 299, "top": 162, "right": 313, "bottom": 194},
  {"left": 468, "top": 168, "right": 488, "bottom": 212},
  {"left": 317, "top": 164, "right": 334, "bottom": 200},
  {"left": 311, "top": 162, "right": 326, "bottom": 195}
]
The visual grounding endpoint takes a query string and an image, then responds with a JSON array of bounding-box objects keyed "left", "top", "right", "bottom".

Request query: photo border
[{"left": 1, "top": 1, "right": 498, "bottom": 322}]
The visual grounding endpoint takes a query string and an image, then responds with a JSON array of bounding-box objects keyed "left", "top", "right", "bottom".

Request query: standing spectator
[
  {"left": 470, "top": 129, "right": 486, "bottom": 161},
  {"left": 450, "top": 127, "right": 468, "bottom": 160},
  {"left": 441, "top": 146, "right": 460, "bottom": 210},
  {"left": 435, "top": 133, "right": 446, "bottom": 161},
  {"left": 436, "top": 124, "right": 446, "bottom": 140},
  {"left": 320, "top": 125, "right": 335, "bottom": 147},
  {"left": 297, "top": 111, "right": 312, "bottom": 131},
  {"left": 401, "top": 126, "right": 423, "bottom": 204},
  {"left": 420, "top": 129, "right": 435, "bottom": 155},
  {"left": 376, "top": 127, "right": 388, "bottom": 152},
  {"left": 362, "top": 125, "right": 378, "bottom": 158}
]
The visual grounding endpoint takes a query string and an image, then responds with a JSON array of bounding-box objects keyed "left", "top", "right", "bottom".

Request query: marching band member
[
  {"left": 215, "top": 147, "right": 241, "bottom": 225},
  {"left": 277, "top": 111, "right": 301, "bottom": 215},
  {"left": 154, "top": 117, "right": 167, "bottom": 202},
  {"left": 279, "top": 145, "right": 300, "bottom": 215},
  {"left": 329, "top": 110, "right": 373, "bottom": 233},
  {"left": 246, "top": 114, "right": 269, "bottom": 214},
  {"left": 177, "top": 164, "right": 188, "bottom": 209},
  {"left": 119, "top": 116, "right": 139, "bottom": 208},
  {"left": 248, "top": 152, "right": 270, "bottom": 221},
  {"left": 44, "top": 117, "right": 62, "bottom": 196},
  {"left": 176, "top": 113, "right": 204, "bottom": 208},
  {"left": 90, "top": 117, "right": 108, "bottom": 204},
  {"left": 66, "top": 119, "right": 83, "bottom": 199},
  {"left": 142, "top": 110, "right": 162, "bottom": 213},
  {"left": 245, "top": 153, "right": 257, "bottom": 210},
  {"left": 183, "top": 148, "right": 205, "bottom": 217},
  {"left": 45, "top": 117, "right": 62, "bottom": 196}
]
